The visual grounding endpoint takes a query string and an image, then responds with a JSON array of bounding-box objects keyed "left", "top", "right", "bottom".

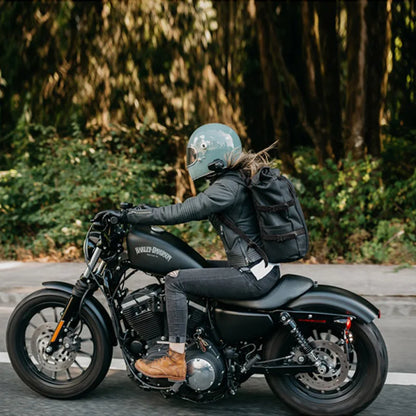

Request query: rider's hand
[{"left": 92, "top": 210, "right": 127, "bottom": 225}]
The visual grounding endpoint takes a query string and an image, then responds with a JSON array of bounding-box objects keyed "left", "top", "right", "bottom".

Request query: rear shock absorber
[{"left": 280, "top": 312, "right": 324, "bottom": 371}]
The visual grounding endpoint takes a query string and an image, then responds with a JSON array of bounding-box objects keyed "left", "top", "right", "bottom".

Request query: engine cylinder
[{"left": 121, "top": 284, "right": 164, "bottom": 341}]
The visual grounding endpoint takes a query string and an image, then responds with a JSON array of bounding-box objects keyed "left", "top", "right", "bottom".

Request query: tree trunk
[
  {"left": 317, "top": 1, "right": 343, "bottom": 161},
  {"left": 364, "top": 0, "right": 392, "bottom": 157},
  {"left": 253, "top": 0, "right": 294, "bottom": 171},
  {"left": 300, "top": 1, "right": 333, "bottom": 164},
  {"left": 345, "top": 0, "right": 368, "bottom": 159}
]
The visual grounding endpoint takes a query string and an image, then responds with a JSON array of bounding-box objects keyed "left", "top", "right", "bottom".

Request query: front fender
[
  {"left": 287, "top": 284, "right": 380, "bottom": 323},
  {"left": 42, "top": 281, "right": 117, "bottom": 346}
]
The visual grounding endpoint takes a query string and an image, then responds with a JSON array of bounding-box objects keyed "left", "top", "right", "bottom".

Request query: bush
[
  {"left": 291, "top": 148, "right": 416, "bottom": 264},
  {"left": 1, "top": 128, "right": 415, "bottom": 264},
  {"left": 0, "top": 125, "right": 171, "bottom": 259}
]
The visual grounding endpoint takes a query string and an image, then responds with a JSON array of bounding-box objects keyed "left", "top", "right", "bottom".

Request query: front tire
[
  {"left": 6, "top": 289, "right": 112, "bottom": 399},
  {"left": 264, "top": 320, "right": 388, "bottom": 415}
]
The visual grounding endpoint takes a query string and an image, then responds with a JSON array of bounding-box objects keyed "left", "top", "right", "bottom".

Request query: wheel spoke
[
  {"left": 325, "top": 330, "right": 332, "bottom": 341},
  {"left": 74, "top": 359, "right": 85, "bottom": 373},
  {"left": 53, "top": 307, "right": 59, "bottom": 322},
  {"left": 66, "top": 368, "right": 72, "bottom": 380},
  {"left": 38, "top": 311, "right": 48, "bottom": 323},
  {"left": 28, "top": 322, "right": 37, "bottom": 329},
  {"left": 77, "top": 350, "right": 93, "bottom": 358}
]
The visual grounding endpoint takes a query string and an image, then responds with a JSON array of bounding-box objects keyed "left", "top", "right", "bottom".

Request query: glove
[{"left": 92, "top": 209, "right": 127, "bottom": 225}]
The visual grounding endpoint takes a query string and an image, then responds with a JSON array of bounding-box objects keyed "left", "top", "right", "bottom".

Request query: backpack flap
[{"left": 250, "top": 167, "right": 309, "bottom": 263}]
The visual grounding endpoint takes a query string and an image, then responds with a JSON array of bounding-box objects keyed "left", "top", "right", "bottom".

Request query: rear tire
[
  {"left": 6, "top": 289, "right": 112, "bottom": 399},
  {"left": 264, "top": 320, "right": 388, "bottom": 415}
]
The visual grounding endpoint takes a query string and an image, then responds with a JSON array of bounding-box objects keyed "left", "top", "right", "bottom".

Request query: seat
[{"left": 218, "top": 274, "right": 315, "bottom": 310}]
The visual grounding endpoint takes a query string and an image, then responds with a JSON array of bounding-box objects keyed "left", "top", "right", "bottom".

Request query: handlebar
[
  {"left": 120, "top": 202, "right": 133, "bottom": 210},
  {"left": 91, "top": 202, "right": 153, "bottom": 229}
]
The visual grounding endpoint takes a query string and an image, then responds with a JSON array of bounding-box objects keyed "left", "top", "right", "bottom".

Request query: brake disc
[
  {"left": 30, "top": 322, "right": 76, "bottom": 372},
  {"left": 296, "top": 340, "right": 350, "bottom": 391}
]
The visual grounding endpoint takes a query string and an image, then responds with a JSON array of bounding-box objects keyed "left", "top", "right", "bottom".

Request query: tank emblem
[{"left": 134, "top": 246, "right": 172, "bottom": 262}]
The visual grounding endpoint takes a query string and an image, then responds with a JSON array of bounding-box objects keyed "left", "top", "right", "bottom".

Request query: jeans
[{"left": 164, "top": 263, "right": 280, "bottom": 343}]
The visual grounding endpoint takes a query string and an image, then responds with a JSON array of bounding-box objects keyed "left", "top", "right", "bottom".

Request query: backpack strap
[
  {"left": 262, "top": 227, "right": 306, "bottom": 241},
  {"left": 255, "top": 199, "right": 296, "bottom": 212},
  {"left": 216, "top": 212, "right": 269, "bottom": 267}
]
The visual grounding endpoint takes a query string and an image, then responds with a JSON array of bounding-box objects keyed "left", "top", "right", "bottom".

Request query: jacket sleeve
[{"left": 126, "top": 177, "right": 238, "bottom": 225}]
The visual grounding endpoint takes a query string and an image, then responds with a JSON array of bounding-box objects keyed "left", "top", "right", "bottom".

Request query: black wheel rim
[
  {"left": 19, "top": 300, "right": 97, "bottom": 385},
  {"left": 278, "top": 323, "right": 369, "bottom": 403}
]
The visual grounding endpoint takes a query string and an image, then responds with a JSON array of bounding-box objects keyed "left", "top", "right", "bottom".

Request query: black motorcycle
[{"left": 6, "top": 203, "right": 388, "bottom": 415}]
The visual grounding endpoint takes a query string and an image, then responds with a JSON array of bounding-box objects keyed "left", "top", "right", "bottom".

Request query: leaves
[{"left": 0, "top": 124, "right": 171, "bottom": 258}]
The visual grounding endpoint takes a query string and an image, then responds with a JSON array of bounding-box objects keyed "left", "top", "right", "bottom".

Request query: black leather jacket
[{"left": 126, "top": 171, "right": 262, "bottom": 267}]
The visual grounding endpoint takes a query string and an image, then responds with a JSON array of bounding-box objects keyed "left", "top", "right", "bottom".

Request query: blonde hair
[{"left": 228, "top": 141, "right": 278, "bottom": 178}]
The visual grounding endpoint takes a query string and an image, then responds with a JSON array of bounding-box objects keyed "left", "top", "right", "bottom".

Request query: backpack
[{"left": 218, "top": 167, "right": 309, "bottom": 264}]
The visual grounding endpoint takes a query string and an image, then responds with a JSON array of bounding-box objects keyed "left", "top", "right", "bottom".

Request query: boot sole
[
  {"left": 168, "top": 376, "right": 186, "bottom": 382},
  {"left": 135, "top": 365, "right": 186, "bottom": 382}
]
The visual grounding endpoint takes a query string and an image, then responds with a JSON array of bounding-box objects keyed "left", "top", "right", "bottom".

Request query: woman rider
[{"left": 97, "top": 123, "right": 280, "bottom": 381}]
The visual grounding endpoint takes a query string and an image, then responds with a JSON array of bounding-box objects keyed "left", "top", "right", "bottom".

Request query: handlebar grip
[{"left": 120, "top": 202, "right": 133, "bottom": 210}]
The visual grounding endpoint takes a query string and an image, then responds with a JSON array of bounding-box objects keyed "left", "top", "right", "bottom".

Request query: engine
[
  {"left": 121, "top": 285, "right": 225, "bottom": 393},
  {"left": 121, "top": 284, "right": 165, "bottom": 341},
  {"left": 184, "top": 341, "right": 225, "bottom": 392},
  {"left": 121, "top": 286, "right": 208, "bottom": 342}
]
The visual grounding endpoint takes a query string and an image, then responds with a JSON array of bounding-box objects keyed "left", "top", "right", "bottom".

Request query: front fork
[{"left": 45, "top": 248, "right": 104, "bottom": 354}]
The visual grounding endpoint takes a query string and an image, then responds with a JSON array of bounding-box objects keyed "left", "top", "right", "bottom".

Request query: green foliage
[
  {"left": 0, "top": 124, "right": 171, "bottom": 259},
  {"left": 292, "top": 148, "right": 416, "bottom": 263},
  {"left": 0, "top": 1, "right": 415, "bottom": 263},
  {"left": 2, "top": 131, "right": 415, "bottom": 263},
  {"left": 381, "top": 130, "right": 416, "bottom": 183}
]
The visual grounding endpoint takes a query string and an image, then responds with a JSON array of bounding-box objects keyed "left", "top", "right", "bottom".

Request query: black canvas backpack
[{"left": 218, "top": 167, "right": 309, "bottom": 264}]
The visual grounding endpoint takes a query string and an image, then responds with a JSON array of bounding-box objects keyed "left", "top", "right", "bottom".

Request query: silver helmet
[{"left": 186, "top": 123, "right": 242, "bottom": 181}]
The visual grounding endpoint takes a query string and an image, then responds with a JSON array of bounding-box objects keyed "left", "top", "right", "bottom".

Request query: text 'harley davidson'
[{"left": 6, "top": 203, "right": 388, "bottom": 416}]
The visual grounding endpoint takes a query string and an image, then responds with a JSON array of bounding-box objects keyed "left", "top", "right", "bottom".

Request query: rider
[{"left": 99, "top": 123, "right": 280, "bottom": 381}]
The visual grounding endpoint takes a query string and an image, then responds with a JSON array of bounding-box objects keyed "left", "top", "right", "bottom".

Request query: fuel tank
[{"left": 127, "top": 225, "right": 208, "bottom": 274}]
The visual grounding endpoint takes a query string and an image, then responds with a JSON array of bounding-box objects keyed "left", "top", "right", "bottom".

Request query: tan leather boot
[{"left": 134, "top": 349, "right": 186, "bottom": 381}]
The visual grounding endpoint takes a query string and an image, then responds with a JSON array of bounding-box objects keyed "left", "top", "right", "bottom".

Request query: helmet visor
[{"left": 186, "top": 146, "right": 197, "bottom": 167}]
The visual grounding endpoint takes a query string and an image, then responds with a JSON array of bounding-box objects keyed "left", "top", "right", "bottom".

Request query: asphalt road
[
  {"left": 1, "top": 364, "right": 415, "bottom": 416},
  {"left": 1, "top": 262, "right": 416, "bottom": 415}
]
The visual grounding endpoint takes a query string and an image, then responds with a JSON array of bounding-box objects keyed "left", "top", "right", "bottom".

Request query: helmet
[{"left": 186, "top": 123, "right": 242, "bottom": 181}]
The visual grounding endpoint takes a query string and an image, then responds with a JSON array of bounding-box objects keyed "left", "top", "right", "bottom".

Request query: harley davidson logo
[{"left": 134, "top": 246, "right": 172, "bottom": 262}]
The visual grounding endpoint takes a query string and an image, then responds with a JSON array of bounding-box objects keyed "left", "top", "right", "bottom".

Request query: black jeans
[{"left": 164, "top": 264, "right": 280, "bottom": 343}]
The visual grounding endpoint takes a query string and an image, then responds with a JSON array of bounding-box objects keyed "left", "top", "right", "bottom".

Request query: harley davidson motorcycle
[{"left": 6, "top": 203, "right": 388, "bottom": 415}]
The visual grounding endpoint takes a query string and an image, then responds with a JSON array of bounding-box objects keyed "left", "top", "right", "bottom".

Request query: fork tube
[
  {"left": 82, "top": 247, "right": 103, "bottom": 279},
  {"left": 46, "top": 247, "right": 102, "bottom": 354}
]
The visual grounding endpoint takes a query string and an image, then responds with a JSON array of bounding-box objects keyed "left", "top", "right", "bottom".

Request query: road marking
[
  {"left": 0, "top": 262, "right": 22, "bottom": 270},
  {"left": 385, "top": 372, "right": 416, "bottom": 386},
  {"left": 0, "top": 352, "right": 415, "bottom": 386}
]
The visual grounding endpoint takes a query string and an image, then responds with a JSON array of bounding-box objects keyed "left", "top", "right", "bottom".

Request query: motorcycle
[{"left": 6, "top": 203, "right": 388, "bottom": 415}]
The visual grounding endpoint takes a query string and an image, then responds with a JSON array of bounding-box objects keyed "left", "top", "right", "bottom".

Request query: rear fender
[
  {"left": 42, "top": 281, "right": 117, "bottom": 346},
  {"left": 286, "top": 284, "right": 380, "bottom": 323}
]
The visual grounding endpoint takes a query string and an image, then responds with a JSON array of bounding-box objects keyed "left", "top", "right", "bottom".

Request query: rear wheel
[
  {"left": 264, "top": 320, "right": 388, "bottom": 415},
  {"left": 6, "top": 289, "right": 112, "bottom": 399}
]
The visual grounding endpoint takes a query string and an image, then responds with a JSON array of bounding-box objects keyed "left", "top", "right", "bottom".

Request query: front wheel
[
  {"left": 264, "top": 320, "right": 388, "bottom": 416},
  {"left": 6, "top": 289, "right": 112, "bottom": 399}
]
